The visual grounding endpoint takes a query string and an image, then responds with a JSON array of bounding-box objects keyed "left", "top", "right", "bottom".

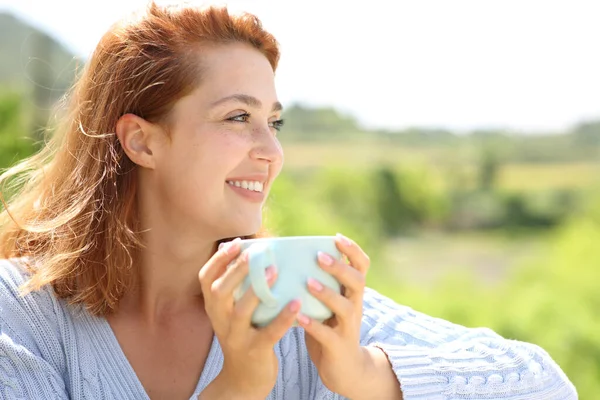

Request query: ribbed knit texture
[{"left": 0, "top": 259, "right": 577, "bottom": 399}]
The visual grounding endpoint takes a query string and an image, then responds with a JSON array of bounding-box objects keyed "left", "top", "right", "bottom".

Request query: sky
[{"left": 1, "top": 0, "right": 599, "bottom": 133}]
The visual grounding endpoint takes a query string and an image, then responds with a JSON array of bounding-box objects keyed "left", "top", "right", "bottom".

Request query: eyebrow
[{"left": 210, "top": 94, "right": 283, "bottom": 112}]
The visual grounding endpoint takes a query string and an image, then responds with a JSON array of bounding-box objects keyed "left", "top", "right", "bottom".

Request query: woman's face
[{"left": 150, "top": 42, "right": 284, "bottom": 240}]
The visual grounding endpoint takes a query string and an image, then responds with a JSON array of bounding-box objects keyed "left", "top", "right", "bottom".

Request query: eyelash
[{"left": 227, "top": 113, "right": 285, "bottom": 132}]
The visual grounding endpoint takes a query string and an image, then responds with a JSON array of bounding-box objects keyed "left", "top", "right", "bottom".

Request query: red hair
[{"left": 0, "top": 2, "right": 278, "bottom": 316}]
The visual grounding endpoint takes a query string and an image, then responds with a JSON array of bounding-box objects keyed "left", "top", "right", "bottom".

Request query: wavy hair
[{"left": 0, "top": 2, "right": 279, "bottom": 316}]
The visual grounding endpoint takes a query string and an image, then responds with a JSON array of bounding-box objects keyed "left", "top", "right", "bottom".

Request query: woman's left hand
[{"left": 297, "top": 233, "right": 372, "bottom": 398}]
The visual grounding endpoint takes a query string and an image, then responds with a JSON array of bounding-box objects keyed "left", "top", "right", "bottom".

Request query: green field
[
  {"left": 283, "top": 141, "right": 600, "bottom": 192},
  {"left": 377, "top": 231, "right": 548, "bottom": 287},
  {"left": 498, "top": 162, "right": 600, "bottom": 191}
]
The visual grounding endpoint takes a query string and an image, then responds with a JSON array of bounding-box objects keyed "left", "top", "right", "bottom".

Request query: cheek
[
  {"left": 174, "top": 133, "right": 248, "bottom": 184},
  {"left": 158, "top": 128, "right": 252, "bottom": 191},
  {"left": 155, "top": 141, "right": 211, "bottom": 191}
]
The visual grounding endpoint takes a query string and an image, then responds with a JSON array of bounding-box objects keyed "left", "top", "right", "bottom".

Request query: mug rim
[{"left": 238, "top": 235, "right": 336, "bottom": 243}]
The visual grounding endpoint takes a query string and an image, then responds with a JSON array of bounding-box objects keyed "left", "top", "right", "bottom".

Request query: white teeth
[{"left": 227, "top": 180, "right": 264, "bottom": 193}]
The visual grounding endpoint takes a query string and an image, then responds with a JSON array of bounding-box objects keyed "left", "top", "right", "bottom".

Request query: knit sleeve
[
  {"left": 0, "top": 332, "right": 69, "bottom": 399},
  {"left": 359, "top": 288, "right": 577, "bottom": 400},
  {"left": 0, "top": 260, "right": 69, "bottom": 400}
]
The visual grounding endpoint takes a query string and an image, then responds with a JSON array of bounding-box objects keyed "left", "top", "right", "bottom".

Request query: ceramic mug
[{"left": 232, "top": 236, "right": 342, "bottom": 327}]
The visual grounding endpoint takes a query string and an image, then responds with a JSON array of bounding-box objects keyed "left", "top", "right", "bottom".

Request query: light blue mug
[{"left": 233, "top": 236, "right": 342, "bottom": 327}]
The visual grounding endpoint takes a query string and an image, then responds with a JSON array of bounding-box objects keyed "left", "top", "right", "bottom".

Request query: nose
[{"left": 249, "top": 126, "right": 283, "bottom": 165}]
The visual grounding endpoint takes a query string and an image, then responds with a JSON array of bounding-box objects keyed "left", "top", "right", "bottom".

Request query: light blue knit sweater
[{"left": 0, "top": 259, "right": 576, "bottom": 399}]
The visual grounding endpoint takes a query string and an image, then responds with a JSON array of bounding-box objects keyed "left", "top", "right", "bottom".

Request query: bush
[
  {"left": 0, "top": 90, "right": 38, "bottom": 169},
  {"left": 371, "top": 192, "right": 600, "bottom": 398},
  {"left": 373, "top": 166, "right": 449, "bottom": 234}
]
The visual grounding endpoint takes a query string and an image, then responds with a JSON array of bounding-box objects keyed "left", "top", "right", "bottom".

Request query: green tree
[
  {"left": 478, "top": 147, "right": 500, "bottom": 192},
  {"left": 0, "top": 90, "right": 38, "bottom": 168},
  {"left": 281, "top": 104, "right": 360, "bottom": 140}
]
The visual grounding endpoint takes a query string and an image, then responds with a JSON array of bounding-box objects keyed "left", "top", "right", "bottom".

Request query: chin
[{"left": 222, "top": 214, "right": 263, "bottom": 239}]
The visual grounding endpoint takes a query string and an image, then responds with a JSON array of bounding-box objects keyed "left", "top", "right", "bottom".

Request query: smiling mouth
[{"left": 226, "top": 180, "right": 265, "bottom": 193}]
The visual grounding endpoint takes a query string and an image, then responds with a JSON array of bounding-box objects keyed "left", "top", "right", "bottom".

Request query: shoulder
[
  {"left": 0, "top": 257, "right": 40, "bottom": 315},
  {"left": 0, "top": 258, "right": 68, "bottom": 363},
  {"left": 0, "top": 257, "right": 29, "bottom": 289},
  {"left": 0, "top": 259, "right": 74, "bottom": 398},
  {"left": 0, "top": 258, "right": 58, "bottom": 318}
]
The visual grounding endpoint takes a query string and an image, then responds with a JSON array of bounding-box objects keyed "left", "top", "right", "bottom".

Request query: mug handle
[{"left": 247, "top": 242, "right": 279, "bottom": 307}]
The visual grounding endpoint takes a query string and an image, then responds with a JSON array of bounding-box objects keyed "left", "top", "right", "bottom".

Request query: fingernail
[
  {"left": 307, "top": 277, "right": 324, "bottom": 292},
  {"left": 318, "top": 251, "right": 334, "bottom": 267},
  {"left": 336, "top": 233, "right": 352, "bottom": 247},
  {"left": 223, "top": 238, "right": 241, "bottom": 254},
  {"left": 218, "top": 242, "right": 224, "bottom": 250},
  {"left": 265, "top": 265, "right": 277, "bottom": 281},
  {"left": 297, "top": 313, "right": 311, "bottom": 326},
  {"left": 289, "top": 299, "right": 301, "bottom": 313}
]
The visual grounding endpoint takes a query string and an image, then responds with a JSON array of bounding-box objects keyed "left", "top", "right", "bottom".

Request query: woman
[{"left": 0, "top": 3, "right": 576, "bottom": 400}]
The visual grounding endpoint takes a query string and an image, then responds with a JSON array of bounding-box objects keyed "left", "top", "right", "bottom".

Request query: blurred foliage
[
  {"left": 265, "top": 165, "right": 599, "bottom": 396},
  {"left": 0, "top": 90, "right": 39, "bottom": 167},
  {"left": 269, "top": 106, "right": 598, "bottom": 397},
  {"left": 0, "top": 13, "right": 78, "bottom": 102},
  {"left": 278, "top": 104, "right": 364, "bottom": 141},
  {"left": 370, "top": 194, "right": 600, "bottom": 397},
  {"left": 281, "top": 106, "right": 600, "bottom": 164}
]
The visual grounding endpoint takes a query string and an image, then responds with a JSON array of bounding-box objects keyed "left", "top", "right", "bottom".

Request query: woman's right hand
[{"left": 198, "top": 238, "right": 300, "bottom": 400}]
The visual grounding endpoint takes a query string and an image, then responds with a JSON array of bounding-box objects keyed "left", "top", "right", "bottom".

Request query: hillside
[{"left": 0, "top": 12, "right": 79, "bottom": 100}]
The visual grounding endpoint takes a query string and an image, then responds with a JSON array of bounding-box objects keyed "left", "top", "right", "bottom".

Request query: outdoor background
[{"left": 1, "top": 0, "right": 598, "bottom": 397}]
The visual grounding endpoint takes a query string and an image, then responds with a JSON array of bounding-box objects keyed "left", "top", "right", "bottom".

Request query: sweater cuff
[{"left": 370, "top": 343, "right": 448, "bottom": 400}]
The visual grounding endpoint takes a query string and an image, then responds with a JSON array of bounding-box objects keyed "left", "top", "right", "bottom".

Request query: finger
[
  {"left": 256, "top": 299, "right": 301, "bottom": 347},
  {"left": 317, "top": 252, "right": 366, "bottom": 301},
  {"left": 198, "top": 238, "right": 242, "bottom": 293},
  {"left": 297, "top": 313, "right": 338, "bottom": 345},
  {"left": 306, "top": 278, "right": 355, "bottom": 325},
  {"left": 335, "top": 233, "right": 370, "bottom": 275},
  {"left": 231, "top": 267, "right": 278, "bottom": 329},
  {"left": 211, "top": 251, "right": 251, "bottom": 300}
]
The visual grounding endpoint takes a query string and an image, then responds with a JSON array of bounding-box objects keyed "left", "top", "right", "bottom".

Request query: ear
[{"left": 116, "top": 113, "right": 163, "bottom": 169}]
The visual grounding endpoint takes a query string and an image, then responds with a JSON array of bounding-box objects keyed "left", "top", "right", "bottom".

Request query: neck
[
  {"left": 121, "top": 220, "right": 218, "bottom": 324},
  {"left": 123, "top": 173, "right": 237, "bottom": 324}
]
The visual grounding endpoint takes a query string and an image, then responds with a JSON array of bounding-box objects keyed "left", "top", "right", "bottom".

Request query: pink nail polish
[
  {"left": 224, "top": 238, "right": 241, "bottom": 254},
  {"left": 307, "top": 277, "right": 324, "bottom": 292},
  {"left": 317, "top": 251, "right": 334, "bottom": 266},
  {"left": 265, "top": 265, "right": 277, "bottom": 281},
  {"left": 336, "top": 233, "right": 352, "bottom": 247},
  {"left": 297, "top": 313, "right": 310, "bottom": 325},
  {"left": 289, "top": 299, "right": 301, "bottom": 313}
]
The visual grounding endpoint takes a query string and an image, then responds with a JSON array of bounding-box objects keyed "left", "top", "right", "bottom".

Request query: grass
[
  {"left": 371, "top": 231, "right": 548, "bottom": 289},
  {"left": 497, "top": 162, "right": 600, "bottom": 191}
]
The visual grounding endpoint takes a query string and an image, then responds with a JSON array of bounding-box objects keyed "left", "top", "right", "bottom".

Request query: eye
[
  {"left": 227, "top": 113, "right": 250, "bottom": 123},
  {"left": 269, "top": 119, "right": 285, "bottom": 132}
]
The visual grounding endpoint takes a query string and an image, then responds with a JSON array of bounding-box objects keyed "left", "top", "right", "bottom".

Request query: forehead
[{"left": 194, "top": 43, "right": 277, "bottom": 104}]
